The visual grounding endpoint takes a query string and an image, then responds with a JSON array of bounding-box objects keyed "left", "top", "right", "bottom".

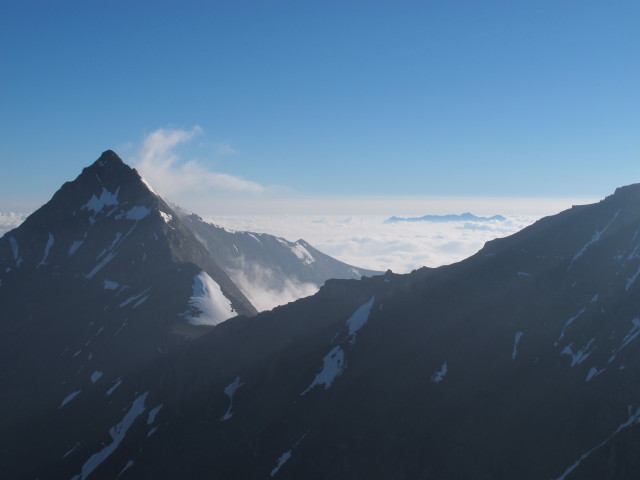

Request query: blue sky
[{"left": 1, "top": 1, "right": 639, "bottom": 213}]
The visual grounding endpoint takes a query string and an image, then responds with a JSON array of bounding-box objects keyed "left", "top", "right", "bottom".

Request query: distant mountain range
[
  {"left": 385, "top": 212, "right": 506, "bottom": 223},
  {"left": 2, "top": 150, "right": 640, "bottom": 479}
]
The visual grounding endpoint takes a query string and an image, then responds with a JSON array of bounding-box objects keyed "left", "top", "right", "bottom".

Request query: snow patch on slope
[
  {"left": 71, "top": 392, "right": 148, "bottom": 480},
  {"left": 159, "top": 211, "right": 172, "bottom": 224},
  {"left": 124, "top": 206, "right": 150, "bottom": 221},
  {"left": 561, "top": 339, "right": 595, "bottom": 366},
  {"left": 8, "top": 236, "right": 21, "bottom": 267},
  {"left": 103, "top": 279, "right": 119, "bottom": 290},
  {"left": 220, "top": 376, "right": 244, "bottom": 422},
  {"left": 586, "top": 366, "right": 604, "bottom": 382},
  {"left": 557, "top": 308, "right": 587, "bottom": 343},
  {"left": 86, "top": 252, "right": 117, "bottom": 279},
  {"left": 183, "top": 272, "right": 236, "bottom": 326},
  {"left": 69, "top": 239, "right": 84, "bottom": 256},
  {"left": 270, "top": 434, "right": 306, "bottom": 477},
  {"left": 346, "top": 296, "right": 375, "bottom": 341},
  {"left": 608, "top": 318, "right": 640, "bottom": 364},
  {"left": 83, "top": 187, "right": 120, "bottom": 213},
  {"left": 302, "top": 346, "right": 346, "bottom": 394},
  {"left": 59, "top": 390, "right": 81, "bottom": 408},
  {"left": 106, "top": 378, "right": 123, "bottom": 396},
  {"left": 37, "top": 233, "right": 55, "bottom": 267},
  {"left": 551, "top": 405, "right": 640, "bottom": 480},
  {"left": 569, "top": 210, "right": 619, "bottom": 268},
  {"left": 147, "top": 404, "right": 163, "bottom": 424},
  {"left": 140, "top": 177, "right": 157, "bottom": 195},
  {"left": 512, "top": 331, "right": 523, "bottom": 360},
  {"left": 625, "top": 263, "right": 640, "bottom": 292},
  {"left": 290, "top": 243, "right": 316, "bottom": 265},
  {"left": 119, "top": 288, "right": 152, "bottom": 308},
  {"left": 270, "top": 450, "right": 292, "bottom": 477},
  {"left": 431, "top": 362, "right": 448, "bottom": 383}
]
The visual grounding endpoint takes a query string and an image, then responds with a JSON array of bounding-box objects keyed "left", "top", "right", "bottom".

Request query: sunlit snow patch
[
  {"left": 141, "top": 177, "right": 157, "bottom": 195},
  {"left": 159, "top": 211, "right": 172, "bottom": 223},
  {"left": 183, "top": 272, "right": 236, "bottom": 326},
  {"left": 301, "top": 346, "right": 345, "bottom": 394},
  {"left": 290, "top": 243, "right": 316, "bottom": 265}
]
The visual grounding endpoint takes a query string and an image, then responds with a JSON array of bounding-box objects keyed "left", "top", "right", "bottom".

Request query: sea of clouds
[
  {"left": 205, "top": 214, "right": 539, "bottom": 274},
  {"left": 0, "top": 208, "right": 539, "bottom": 274},
  {"left": 0, "top": 208, "right": 538, "bottom": 311}
]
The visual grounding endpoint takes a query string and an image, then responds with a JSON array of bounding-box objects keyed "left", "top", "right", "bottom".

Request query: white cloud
[
  {"left": 205, "top": 214, "right": 541, "bottom": 273},
  {"left": 130, "top": 126, "right": 265, "bottom": 201},
  {"left": 226, "top": 257, "right": 318, "bottom": 312},
  {"left": 0, "top": 212, "right": 29, "bottom": 237}
]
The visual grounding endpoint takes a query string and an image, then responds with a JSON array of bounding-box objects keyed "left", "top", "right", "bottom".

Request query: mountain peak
[
  {"left": 86, "top": 149, "right": 132, "bottom": 176},
  {"left": 72, "top": 150, "right": 150, "bottom": 200},
  {"left": 17, "top": 151, "right": 157, "bottom": 234},
  {"left": 94, "top": 149, "right": 123, "bottom": 166}
]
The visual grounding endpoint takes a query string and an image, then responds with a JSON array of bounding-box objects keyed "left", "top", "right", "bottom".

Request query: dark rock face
[{"left": 3, "top": 157, "right": 640, "bottom": 479}]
